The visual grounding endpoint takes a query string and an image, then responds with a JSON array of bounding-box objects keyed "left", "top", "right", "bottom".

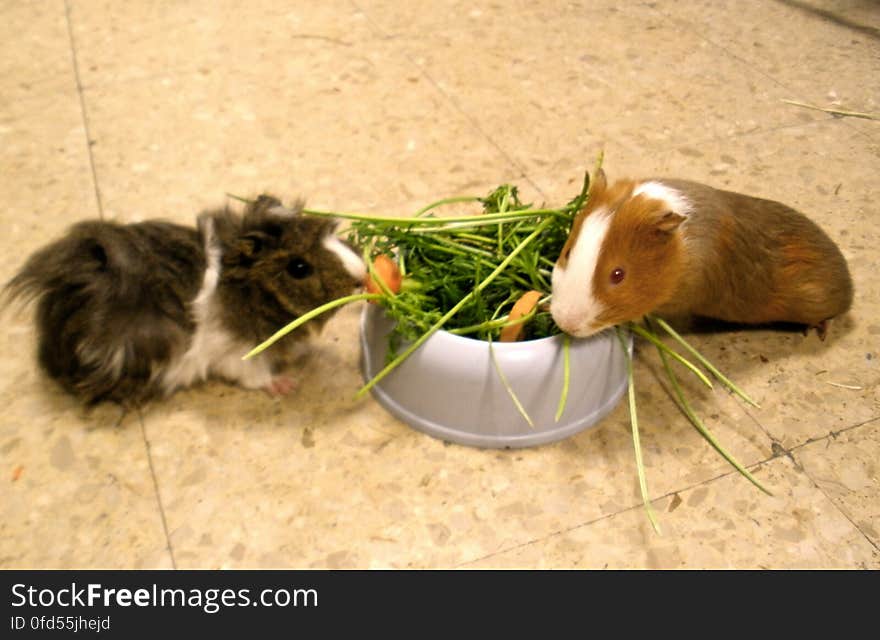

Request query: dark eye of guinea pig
[
  {"left": 286, "top": 257, "right": 314, "bottom": 279},
  {"left": 610, "top": 267, "right": 626, "bottom": 285}
]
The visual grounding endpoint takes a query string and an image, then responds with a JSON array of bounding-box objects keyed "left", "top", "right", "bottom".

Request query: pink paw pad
[{"left": 267, "top": 376, "right": 297, "bottom": 396}]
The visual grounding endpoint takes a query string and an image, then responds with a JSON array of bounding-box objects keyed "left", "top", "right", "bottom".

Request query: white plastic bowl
[{"left": 359, "top": 305, "right": 631, "bottom": 449}]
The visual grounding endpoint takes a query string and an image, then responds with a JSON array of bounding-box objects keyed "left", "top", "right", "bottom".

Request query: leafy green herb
[
  {"left": 344, "top": 183, "right": 577, "bottom": 347},
  {"left": 239, "top": 154, "right": 772, "bottom": 532}
]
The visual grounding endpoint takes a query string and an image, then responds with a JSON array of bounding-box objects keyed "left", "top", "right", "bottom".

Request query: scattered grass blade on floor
[
  {"left": 239, "top": 158, "right": 775, "bottom": 532},
  {"left": 617, "top": 326, "right": 661, "bottom": 534},
  {"left": 643, "top": 318, "right": 771, "bottom": 495},
  {"left": 651, "top": 316, "right": 759, "bottom": 408}
]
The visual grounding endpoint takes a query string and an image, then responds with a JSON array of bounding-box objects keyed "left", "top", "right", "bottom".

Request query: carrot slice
[
  {"left": 365, "top": 254, "right": 403, "bottom": 298},
  {"left": 499, "top": 290, "right": 542, "bottom": 342}
]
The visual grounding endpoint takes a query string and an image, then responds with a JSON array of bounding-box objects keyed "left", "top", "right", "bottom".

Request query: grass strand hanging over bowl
[{"left": 238, "top": 152, "right": 771, "bottom": 530}]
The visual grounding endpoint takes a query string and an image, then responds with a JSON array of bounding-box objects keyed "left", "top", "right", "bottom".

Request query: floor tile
[
  {"left": 0, "top": 86, "right": 168, "bottom": 570},
  {"left": 0, "top": 1, "right": 76, "bottom": 109},
  {"left": 653, "top": 0, "right": 880, "bottom": 105},
  {"left": 0, "top": 390, "right": 172, "bottom": 569},
  {"left": 465, "top": 454, "right": 880, "bottom": 568},
  {"left": 141, "top": 308, "right": 774, "bottom": 568},
  {"left": 2, "top": 0, "right": 875, "bottom": 570},
  {"left": 795, "top": 419, "right": 880, "bottom": 547},
  {"left": 79, "top": 47, "right": 523, "bottom": 223},
  {"left": 525, "top": 120, "right": 879, "bottom": 451},
  {"left": 69, "top": 0, "right": 376, "bottom": 89},
  {"left": 631, "top": 121, "right": 880, "bottom": 448},
  {"left": 367, "top": 3, "right": 828, "bottom": 180},
  {"left": 652, "top": 0, "right": 880, "bottom": 139}
]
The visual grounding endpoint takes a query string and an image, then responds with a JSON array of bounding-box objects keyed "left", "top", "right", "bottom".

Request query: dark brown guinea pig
[
  {"left": 550, "top": 169, "right": 853, "bottom": 339},
  {"left": 4, "top": 195, "right": 366, "bottom": 405}
]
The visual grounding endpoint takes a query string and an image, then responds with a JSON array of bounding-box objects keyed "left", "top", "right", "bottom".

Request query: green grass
[{"left": 239, "top": 157, "right": 770, "bottom": 531}]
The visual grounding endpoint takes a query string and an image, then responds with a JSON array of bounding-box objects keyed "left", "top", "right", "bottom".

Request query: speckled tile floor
[{"left": 1, "top": 1, "right": 878, "bottom": 569}]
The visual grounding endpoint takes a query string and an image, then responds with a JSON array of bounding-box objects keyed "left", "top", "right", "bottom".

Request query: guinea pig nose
[
  {"left": 550, "top": 309, "right": 578, "bottom": 336},
  {"left": 550, "top": 305, "right": 602, "bottom": 338}
]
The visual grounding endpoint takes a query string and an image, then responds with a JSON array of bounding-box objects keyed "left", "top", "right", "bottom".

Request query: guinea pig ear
[
  {"left": 197, "top": 211, "right": 238, "bottom": 249},
  {"left": 251, "top": 194, "right": 283, "bottom": 213},
  {"left": 654, "top": 210, "right": 687, "bottom": 234},
  {"left": 242, "top": 197, "right": 302, "bottom": 239},
  {"left": 266, "top": 198, "right": 304, "bottom": 219},
  {"left": 238, "top": 231, "right": 271, "bottom": 261}
]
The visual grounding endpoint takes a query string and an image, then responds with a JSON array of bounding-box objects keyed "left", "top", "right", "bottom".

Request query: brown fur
[
  {"left": 554, "top": 170, "right": 853, "bottom": 335},
  {"left": 3, "top": 195, "right": 362, "bottom": 405},
  {"left": 594, "top": 193, "right": 687, "bottom": 327},
  {"left": 657, "top": 179, "right": 853, "bottom": 328},
  {"left": 557, "top": 173, "right": 637, "bottom": 269}
]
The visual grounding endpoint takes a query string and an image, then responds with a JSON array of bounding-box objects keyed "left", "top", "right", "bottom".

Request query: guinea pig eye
[
  {"left": 286, "top": 257, "right": 313, "bottom": 279},
  {"left": 610, "top": 267, "right": 626, "bottom": 285}
]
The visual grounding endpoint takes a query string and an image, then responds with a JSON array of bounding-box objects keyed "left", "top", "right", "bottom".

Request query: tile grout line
[
  {"left": 787, "top": 415, "right": 880, "bottom": 555},
  {"left": 456, "top": 463, "right": 748, "bottom": 568},
  {"left": 653, "top": 338, "right": 880, "bottom": 554},
  {"left": 649, "top": 116, "right": 840, "bottom": 156},
  {"left": 641, "top": 341, "right": 878, "bottom": 468},
  {"left": 404, "top": 66, "right": 545, "bottom": 198},
  {"left": 788, "top": 415, "right": 880, "bottom": 453},
  {"left": 350, "top": 0, "right": 866, "bottom": 196},
  {"left": 457, "top": 439, "right": 783, "bottom": 567},
  {"left": 348, "top": 0, "right": 547, "bottom": 200},
  {"left": 137, "top": 408, "right": 178, "bottom": 569},
  {"left": 773, "top": 0, "right": 880, "bottom": 39},
  {"left": 639, "top": 352, "right": 781, "bottom": 449},
  {"left": 64, "top": 0, "right": 105, "bottom": 220},
  {"left": 647, "top": 1, "right": 875, "bottom": 143},
  {"left": 790, "top": 447, "right": 880, "bottom": 556},
  {"left": 337, "top": 0, "right": 877, "bottom": 556},
  {"left": 457, "top": 416, "right": 880, "bottom": 567}
]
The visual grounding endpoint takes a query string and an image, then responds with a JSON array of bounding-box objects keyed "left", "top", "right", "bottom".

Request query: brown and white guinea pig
[
  {"left": 550, "top": 169, "right": 853, "bottom": 339},
  {"left": 3, "top": 195, "right": 366, "bottom": 405}
]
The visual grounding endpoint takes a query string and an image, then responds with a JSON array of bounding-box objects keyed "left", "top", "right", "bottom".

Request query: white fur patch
[
  {"left": 550, "top": 207, "right": 612, "bottom": 337},
  {"left": 267, "top": 204, "right": 301, "bottom": 218},
  {"left": 322, "top": 234, "right": 366, "bottom": 281},
  {"left": 633, "top": 181, "right": 692, "bottom": 216},
  {"left": 160, "top": 218, "right": 274, "bottom": 393},
  {"left": 76, "top": 343, "right": 125, "bottom": 382}
]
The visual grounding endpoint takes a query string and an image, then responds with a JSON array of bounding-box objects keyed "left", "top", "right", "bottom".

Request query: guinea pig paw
[
  {"left": 804, "top": 319, "right": 829, "bottom": 341},
  {"left": 814, "top": 319, "right": 829, "bottom": 342},
  {"left": 267, "top": 375, "right": 297, "bottom": 396}
]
